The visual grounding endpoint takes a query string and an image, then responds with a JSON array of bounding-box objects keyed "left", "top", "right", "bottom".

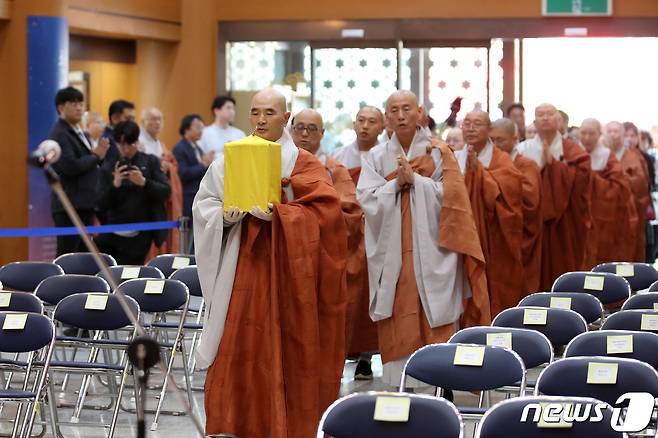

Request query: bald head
[
  {"left": 605, "top": 121, "right": 624, "bottom": 151},
  {"left": 250, "top": 88, "right": 291, "bottom": 142},
  {"left": 579, "top": 118, "right": 602, "bottom": 153},
  {"left": 445, "top": 127, "right": 465, "bottom": 151},
  {"left": 462, "top": 110, "right": 491, "bottom": 150},
  {"left": 141, "top": 106, "right": 163, "bottom": 138},
  {"left": 385, "top": 90, "right": 421, "bottom": 145},
  {"left": 490, "top": 118, "right": 518, "bottom": 154},
  {"left": 291, "top": 108, "right": 324, "bottom": 154},
  {"left": 534, "top": 103, "right": 559, "bottom": 138},
  {"left": 354, "top": 106, "right": 384, "bottom": 151}
]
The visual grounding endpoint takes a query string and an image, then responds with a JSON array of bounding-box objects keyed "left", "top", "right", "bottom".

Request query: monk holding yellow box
[{"left": 194, "top": 88, "right": 349, "bottom": 438}]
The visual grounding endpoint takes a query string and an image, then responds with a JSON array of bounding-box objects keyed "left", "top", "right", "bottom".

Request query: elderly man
[
  {"left": 292, "top": 108, "right": 375, "bottom": 380},
  {"left": 358, "top": 90, "right": 490, "bottom": 388},
  {"left": 579, "top": 119, "right": 637, "bottom": 266},
  {"left": 490, "top": 118, "right": 543, "bottom": 295},
  {"left": 606, "top": 120, "right": 650, "bottom": 262},
  {"left": 517, "top": 103, "right": 592, "bottom": 290},
  {"left": 455, "top": 111, "right": 524, "bottom": 316},
  {"left": 194, "top": 88, "right": 348, "bottom": 438}
]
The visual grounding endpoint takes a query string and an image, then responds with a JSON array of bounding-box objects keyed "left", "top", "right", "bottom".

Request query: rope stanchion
[{"left": 0, "top": 221, "right": 180, "bottom": 237}]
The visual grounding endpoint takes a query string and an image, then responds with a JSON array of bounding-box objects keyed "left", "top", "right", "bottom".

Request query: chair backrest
[
  {"left": 96, "top": 265, "right": 165, "bottom": 286},
  {"left": 317, "top": 391, "right": 463, "bottom": 438},
  {"left": 593, "top": 262, "right": 658, "bottom": 292},
  {"left": 649, "top": 280, "right": 658, "bottom": 292},
  {"left": 0, "top": 312, "right": 54, "bottom": 353},
  {"left": 448, "top": 326, "right": 553, "bottom": 369},
  {"left": 53, "top": 252, "right": 117, "bottom": 275},
  {"left": 0, "top": 291, "right": 43, "bottom": 314},
  {"left": 401, "top": 343, "right": 525, "bottom": 392},
  {"left": 117, "top": 278, "right": 189, "bottom": 313},
  {"left": 146, "top": 254, "right": 196, "bottom": 279},
  {"left": 169, "top": 266, "right": 201, "bottom": 297},
  {"left": 601, "top": 309, "right": 658, "bottom": 334},
  {"left": 518, "top": 292, "right": 604, "bottom": 324},
  {"left": 552, "top": 271, "right": 630, "bottom": 305},
  {"left": 492, "top": 306, "right": 588, "bottom": 348},
  {"left": 35, "top": 274, "right": 110, "bottom": 306},
  {"left": 54, "top": 293, "right": 139, "bottom": 331},
  {"left": 475, "top": 396, "right": 625, "bottom": 438},
  {"left": 0, "top": 262, "right": 63, "bottom": 292},
  {"left": 535, "top": 356, "right": 658, "bottom": 405},
  {"left": 621, "top": 292, "right": 658, "bottom": 310},
  {"left": 564, "top": 330, "right": 658, "bottom": 371}
]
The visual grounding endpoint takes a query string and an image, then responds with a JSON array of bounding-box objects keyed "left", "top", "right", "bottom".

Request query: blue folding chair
[
  {"left": 535, "top": 356, "right": 658, "bottom": 406},
  {"left": 35, "top": 274, "right": 110, "bottom": 307},
  {"left": 565, "top": 330, "right": 658, "bottom": 371},
  {"left": 552, "top": 271, "right": 630, "bottom": 306},
  {"left": 649, "top": 280, "right": 658, "bottom": 292},
  {"left": 601, "top": 309, "right": 658, "bottom": 334},
  {"left": 0, "top": 262, "right": 63, "bottom": 293},
  {"left": 518, "top": 292, "right": 604, "bottom": 325},
  {"left": 593, "top": 262, "right": 658, "bottom": 292},
  {"left": 146, "top": 254, "right": 196, "bottom": 279},
  {"left": 0, "top": 291, "right": 43, "bottom": 314},
  {"left": 117, "top": 278, "right": 191, "bottom": 430},
  {"left": 492, "top": 307, "right": 587, "bottom": 351},
  {"left": 47, "top": 293, "right": 140, "bottom": 437},
  {"left": 317, "top": 391, "right": 463, "bottom": 438},
  {"left": 54, "top": 252, "right": 117, "bottom": 275},
  {"left": 449, "top": 326, "right": 553, "bottom": 391},
  {"left": 0, "top": 312, "right": 55, "bottom": 438},
  {"left": 401, "top": 343, "right": 525, "bottom": 421},
  {"left": 621, "top": 292, "right": 658, "bottom": 310},
  {"left": 476, "top": 396, "right": 624, "bottom": 438},
  {"left": 169, "top": 266, "right": 203, "bottom": 371},
  {"left": 96, "top": 265, "right": 164, "bottom": 286}
]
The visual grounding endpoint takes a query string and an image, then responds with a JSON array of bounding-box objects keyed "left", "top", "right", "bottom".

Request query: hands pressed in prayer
[
  {"left": 541, "top": 137, "right": 554, "bottom": 165},
  {"left": 250, "top": 203, "right": 274, "bottom": 222},
  {"left": 396, "top": 154, "right": 415, "bottom": 188},
  {"left": 466, "top": 147, "right": 479, "bottom": 172},
  {"left": 223, "top": 206, "right": 246, "bottom": 225}
]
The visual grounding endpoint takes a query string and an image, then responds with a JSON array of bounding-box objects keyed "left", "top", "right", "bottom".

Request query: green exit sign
[{"left": 543, "top": 0, "right": 612, "bottom": 16}]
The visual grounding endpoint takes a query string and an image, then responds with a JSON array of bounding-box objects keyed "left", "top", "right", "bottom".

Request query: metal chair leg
[
  {"left": 107, "top": 367, "right": 130, "bottom": 438},
  {"left": 150, "top": 339, "right": 178, "bottom": 431}
]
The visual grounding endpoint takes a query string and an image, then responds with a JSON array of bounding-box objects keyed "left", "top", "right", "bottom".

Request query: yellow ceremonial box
[{"left": 223, "top": 135, "right": 281, "bottom": 213}]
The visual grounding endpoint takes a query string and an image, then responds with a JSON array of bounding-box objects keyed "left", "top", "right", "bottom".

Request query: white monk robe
[
  {"left": 192, "top": 130, "right": 298, "bottom": 369},
  {"left": 357, "top": 128, "right": 472, "bottom": 386},
  {"left": 332, "top": 140, "right": 367, "bottom": 171}
]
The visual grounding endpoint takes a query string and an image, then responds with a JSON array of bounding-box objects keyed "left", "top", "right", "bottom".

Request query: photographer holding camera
[{"left": 95, "top": 121, "right": 171, "bottom": 265}]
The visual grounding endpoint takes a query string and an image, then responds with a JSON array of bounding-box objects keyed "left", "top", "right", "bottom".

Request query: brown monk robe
[
  {"left": 607, "top": 121, "right": 650, "bottom": 262},
  {"left": 358, "top": 91, "right": 489, "bottom": 386},
  {"left": 580, "top": 119, "right": 637, "bottom": 267},
  {"left": 490, "top": 118, "right": 543, "bottom": 295},
  {"left": 517, "top": 104, "right": 592, "bottom": 290},
  {"left": 291, "top": 108, "right": 371, "bottom": 353},
  {"left": 456, "top": 111, "right": 524, "bottom": 316},
  {"left": 331, "top": 106, "right": 384, "bottom": 355},
  {"left": 196, "top": 89, "right": 348, "bottom": 438}
]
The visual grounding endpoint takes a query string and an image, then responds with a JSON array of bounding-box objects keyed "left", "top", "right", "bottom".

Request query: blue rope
[{"left": 0, "top": 221, "right": 180, "bottom": 237}]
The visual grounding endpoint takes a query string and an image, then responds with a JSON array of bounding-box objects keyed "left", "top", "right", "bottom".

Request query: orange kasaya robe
[
  {"left": 146, "top": 150, "right": 183, "bottom": 261},
  {"left": 619, "top": 147, "right": 651, "bottom": 262},
  {"left": 338, "top": 162, "right": 379, "bottom": 354},
  {"left": 514, "top": 154, "right": 543, "bottom": 295},
  {"left": 583, "top": 154, "right": 638, "bottom": 269},
  {"left": 377, "top": 146, "right": 490, "bottom": 363},
  {"left": 204, "top": 149, "right": 348, "bottom": 438},
  {"left": 539, "top": 138, "right": 592, "bottom": 290},
  {"left": 464, "top": 146, "right": 524, "bottom": 317}
]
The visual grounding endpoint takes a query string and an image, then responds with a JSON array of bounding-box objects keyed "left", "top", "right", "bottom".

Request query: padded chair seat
[
  {"left": 458, "top": 406, "right": 487, "bottom": 416},
  {"left": 0, "top": 389, "right": 36, "bottom": 399}
]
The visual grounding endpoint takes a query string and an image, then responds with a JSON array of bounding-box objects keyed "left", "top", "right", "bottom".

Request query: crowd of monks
[{"left": 192, "top": 88, "right": 652, "bottom": 437}]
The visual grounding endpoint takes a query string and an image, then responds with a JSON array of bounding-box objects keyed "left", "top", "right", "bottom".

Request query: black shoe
[
  {"left": 354, "top": 359, "right": 373, "bottom": 380},
  {"left": 442, "top": 389, "right": 454, "bottom": 402}
]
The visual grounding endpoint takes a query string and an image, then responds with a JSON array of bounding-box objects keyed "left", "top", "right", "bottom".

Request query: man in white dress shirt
[{"left": 200, "top": 95, "right": 245, "bottom": 159}]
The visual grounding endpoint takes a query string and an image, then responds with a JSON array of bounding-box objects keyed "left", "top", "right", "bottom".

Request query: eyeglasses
[
  {"left": 293, "top": 124, "right": 320, "bottom": 133},
  {"left": 461, "top": 121, "right": 488, "bottom": 129}
]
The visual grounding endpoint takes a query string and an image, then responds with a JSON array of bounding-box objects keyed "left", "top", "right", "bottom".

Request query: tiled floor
[{"left": 0, "top": 352, "right": 508, "bottom": 437}]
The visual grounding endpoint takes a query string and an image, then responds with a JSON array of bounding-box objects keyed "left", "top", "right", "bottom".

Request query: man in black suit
[
  {"left": 48, "top": 87, "right": 109, "bottom": 256},
  {"left": 96, "top": 121, "right": 171, "bottom": 265}
]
